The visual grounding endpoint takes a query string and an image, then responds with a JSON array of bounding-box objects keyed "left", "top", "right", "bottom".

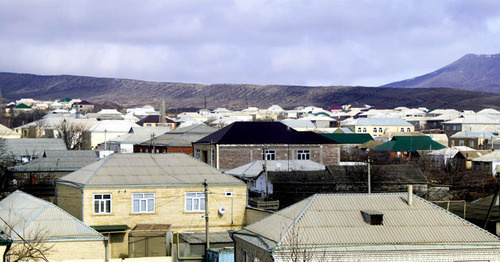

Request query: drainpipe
[
  {"left": 2, "top": 238, "right": 12, "bottom": 262},
  {"left": 104, "top": 237, "right": 109, "bottom": 262}
]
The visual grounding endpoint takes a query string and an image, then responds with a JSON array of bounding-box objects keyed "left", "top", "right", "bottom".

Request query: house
[
  {"left": 72, "top": 100, "right": 94, "bottom": 113},
  {"left": 280, "top": 119, "right": 316, "bottom": 131},
  {"left": 449, "top": 131, "right": 500, "bottom": 150},
  {"left": 453, "top": 150, "right": 492, "bottom": 170},
  {"left": 135, "top": 124, "right": 217, "bottom": 154},
  {"left": 103, "top": 126, "right": 171, "bottom": 153},
  {"left": 320, "top": 133, "right": 374, "bottom": 149},
  {"left": 86, "top": 120, "right": 140, "bottom": 149},
  {"left": 373, "top": 135, "right": 446, "bottom": 159},
  {"left": 0, "top": 190, "right": 106, "bottom": 261},
  {"left": 443, "top": 113, "right": 500, "bottom": 137},
  {"left": 472, "top": 151, "right": 500, "bottom": 175},
  {"left": 7, "top": 150, "right": 101, "bottom": 201},
  {"left": 0, "top": 124, "right": 21, "bottom": 139},
  {"left": 232, "top": 193, "right": 500, "bottom": 262},
  {"left": 12, "top": 103, "right": 32, "bottom": 114},
  {"left": 136, "top": 114, "right": 178, "bottom": 129},
  {"left": 343, "top": 118, "right": 415, "bottom": 137},
  {"left": 56, "top": 153, "right": 247, "bottom": 259},
  {"left": 193, "top": 121, "right": 340, "bottom": 170}
]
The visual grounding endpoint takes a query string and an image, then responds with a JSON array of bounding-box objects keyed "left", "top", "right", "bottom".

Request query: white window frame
[
  {"left": 459, "top": 140, "right": 465, "bottom": 146},
  {"left": 373, "top": 127, "right": 377, "bottom": 133},
  {"left": 195, "top": 149, "right": 201, "bottom": 159},
  {"left": 357, "top": 128, "right": 361, "bottom": 132},
  {"left": 407, "top": 128, "right": 411, "bottom": 132},
  {"left": 93, "top": 194, "right": 112, "bottom": 214},
  {"left": 132, "top": 193, "right": 155, "bottom": 213},
  {"left": 297, "top": 150, "right": 310, "bottom": 160},
  {"left": 362, "top": 128, "right": 367, "bottom": 133},
  {"left": 400, "top": 128, "right": 404, "bottom": 132},
  {"left": 185, "top": 192, "right": 205, "bottom": 212},
  {"left": 379, "top": 127, "right": 383, "bottom": 133},
  {"left": 262, "top": 149, "right": 276, "bottom": 160},
  {"left": 225, "top": 192, "right": 233, "bottom": 198},
  {"left": 470, "top": 140, "right": 474, "bottom": 147}
]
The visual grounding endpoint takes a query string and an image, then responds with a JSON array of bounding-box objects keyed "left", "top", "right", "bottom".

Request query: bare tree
[{"left": 54, "top": 120, "right": 89, "bottom": 150}]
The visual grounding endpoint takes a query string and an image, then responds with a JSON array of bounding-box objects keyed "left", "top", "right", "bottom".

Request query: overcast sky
[{"left": 1, "top": 0, "right": 500, "bottom": 86}]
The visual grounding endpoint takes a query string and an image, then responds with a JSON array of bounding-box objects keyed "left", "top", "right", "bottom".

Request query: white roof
[
  {"left": 0, "top": 191, "right": 104, "bottom": 242},
  {"left": 473, "top": 151, "right": 500, "bottom": 162},
  {"left": 344, "top": 118, "right": 413, "bottom": 127},
  {"left": 89, "top": 120, "right": 140, "bottom": 132},
  {"left": 225, "top": 160, "right": 326, "bottom": 178}
]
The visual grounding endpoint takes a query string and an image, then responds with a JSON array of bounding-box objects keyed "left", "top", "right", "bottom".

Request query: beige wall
[
  {"left": 89, "top": 131, "right": 128, "bottom": 149},
  {"left": 7, "top": 240, "right": 105, "bottom": 262},
  {"left": 57, "top": 183, "right": 83, "bottom": 220},
  {"left": 348, "top": 125, "right": 415, "bottom": 137},
  {"left": 81, "top": 185, "right": 247, "bottom": 232}
]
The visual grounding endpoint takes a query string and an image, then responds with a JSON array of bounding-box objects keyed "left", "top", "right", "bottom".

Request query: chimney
[{"left": 408, "top": 185, "right": 413, "bottom": 206}]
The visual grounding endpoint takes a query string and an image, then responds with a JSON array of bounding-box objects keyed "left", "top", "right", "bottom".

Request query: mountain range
[
  {"left": 0, "top": 53, "right": 499, "bottom": 111},
  {"left": 383, "top": 54, "right": 500, "bottom": 93}
]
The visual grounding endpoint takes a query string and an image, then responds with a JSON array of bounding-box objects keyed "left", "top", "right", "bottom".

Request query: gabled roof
[
  {"left": 58, "top": 153, "right": 244, "bottom": 187},
  {"left": 3, "top": 139, "right": 67, "bottom": 158},
  {"left": 344, "top": 118, "right": 413, "bottom": 127},
  {"left": 14, "top": 103, "right": 31, "bottom": 109},
  {"left": 88, "top": 120, "right": 139, "bottom": 132},
  {"left": 139, "top": 124, "right": 217, "bottom": 147},
  {"left": 374, "top": 136, "right": 445, "bottom": 152},
  {"left": 136, "top": 115, "right": 177, "bottom": 125},
  {"left": 75, "top": 100, "right": 93, "bottom": 105},
  {"left": 472, "top": 151, "right": 500, "bottom": 162},
  {"left": 455, "top": 150, "right": 492, "bottom": 160},
  {"left": 242, "top": 193, "right": 500, "bottom": 249},
  {"left": 0, "top": 190, "right": 104, "bottom": 241},
  {"left": 321, "top": 133, "right": 374, "bottom": 144},
  {"left": 108, "top": 126, "right": 171, "bottom": 144},
  {"left": 8, "top": 150, "right": 99, "bottom": 172},
  {"left": 195, "top": 122, "right": 336, "bottom": 145}
]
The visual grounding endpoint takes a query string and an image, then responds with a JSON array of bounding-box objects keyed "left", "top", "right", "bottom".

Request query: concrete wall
[
  {"left": 245, "top": 207, "right": 274, "bottom": 226},
  {"left": 7, "top": 240, "right": 105, "bottom": 262},
  {"left": 56, "top": 183, "right": 83, "bottom": 220},
  {"left": 348, "top": 125, "right": 415, "bottom": 138}
]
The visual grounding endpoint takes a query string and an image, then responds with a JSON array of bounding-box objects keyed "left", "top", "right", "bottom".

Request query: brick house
[{"left": 192, "top": 121, "right": 340, "bottom": 170}]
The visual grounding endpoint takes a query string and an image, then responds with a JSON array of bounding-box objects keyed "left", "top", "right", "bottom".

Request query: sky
[{"left": 1, "top": 0, "right": 500, "bottom": 87}]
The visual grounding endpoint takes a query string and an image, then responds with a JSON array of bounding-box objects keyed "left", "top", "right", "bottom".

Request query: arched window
[
  {"left": 373, "top": 128, "right": 377, "bottom": 133},
  {"left": 400, "top": 128, "right": 404, "bottom": 132},
  {"left": 363, "top": 128, "right": 367, "bottom": 133},
  {"left": 357, "top": 128, "right": 361, "bottom": 132},
  {"left": 407, "top": 128, "right": 411, "bottom": 132},
  {"left": 379, "top": 128, "right": 383, "bottom": 133}
]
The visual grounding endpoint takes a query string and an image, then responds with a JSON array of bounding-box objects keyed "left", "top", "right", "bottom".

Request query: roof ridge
[
  {"left": 83, "top": 153, "right": 114, "bottom": 185},
  {"left": 277, "top": 194, "right": 317, "bottom": 248}
]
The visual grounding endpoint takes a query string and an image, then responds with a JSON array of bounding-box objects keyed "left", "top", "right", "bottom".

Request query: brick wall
[{"left": 234, "top": 236, "right": 274, "bottom": 262}]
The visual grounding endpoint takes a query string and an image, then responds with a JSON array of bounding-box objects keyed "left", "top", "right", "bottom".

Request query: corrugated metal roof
[
  {"left": 59, "top": 153, "right": 245, "bottom": 187},
  {"left": 4, "top": 139, "right": 67, "bottom": 157},
  {"left": 108, "top": 126, "right": 171, "bottom": 144},
  {"left": 139, "top": 124, "right": 217, "bottom": 146},
  {"left": 8, "top": 150, "right": 99, "bottom": 172},
  {"left": 473, "top": 151, "right": 500, "bottom": 162},
  {"left": 244, "top": 193, "right": 500, "bottom": 248},
  {"left": 0, "top": 190, "right": 104, "bottom": 241},
  {"left": 225, "top": 160, "right": 326, "bottom": 179},
  {"left": 179, "top": 231, "right": 233, "bottom": 244},
  {"left": 374, "top": 136, "right": 446, "bottom": 152}
]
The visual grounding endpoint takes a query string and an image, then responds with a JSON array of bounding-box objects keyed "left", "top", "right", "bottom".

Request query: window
[
  {"left": 459, "top": 140, "right": 465, "bottom": 146},
  {"left": 94, "top": 194, "right": 111, "bottom": 214},
  {"left": 362, "top": 128, "right": 366, "bottom": 133},
  {"left": 357, "top": 128, "right": 361, "bottom": 132},
  {"left": 379, "top": 128, "right": 383, "bottom": 133},
  {"left": 262, "top": 149, "right": 276, "bottom": 160},
  {"left": 407, "top": 128, "right": 411, "bottom": 132},
  {"left": 225, "top": 192, "right": 233, "bottom": 198},
  {"left": 451, "top": 140, "right": 455, "bottom": 146},
  {"left": 211, "top": 149, "right": 215, "bottom": 165},
  {"left": 373, "top": 128, "right": 377, "bottom": 133},
  {"left": 297, "top": 150, "right": 310, "bottom": 160},
  {"left": 185, "top": 192, "right": 205, "bottom": 211},
  {"left": 132, "top": 193, "right": 155, "bottom": 213},
  {"left": 400, "top": 128, "right": 404, "bottom": 132},
  {"left": 195, "top": 149, "right": 201, "bottom": 159},
  {"left": 470, "top": 140, "right": 474, "bottom": 147}
]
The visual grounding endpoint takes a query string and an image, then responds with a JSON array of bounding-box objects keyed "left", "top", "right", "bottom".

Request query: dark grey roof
[
  {"left": 9, "top": 150, "right": 99, "bottom": 172},
  {"left": 195, "top": 121, "right": 336, "bottom": 145},
  {"left": 3, "top": 139, "right": 67, "bottom": 158},
  {"left": 139, "top": 124, "right": 217, "bottom": 147}
]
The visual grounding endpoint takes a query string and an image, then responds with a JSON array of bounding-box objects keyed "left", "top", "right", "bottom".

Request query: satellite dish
[{"left": 218, "top": 207, "right": 226, "bottom": 216}]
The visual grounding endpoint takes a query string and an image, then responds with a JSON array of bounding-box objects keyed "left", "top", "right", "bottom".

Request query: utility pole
[
  {"left": 151, "top": 133, "right": 156, "bottom": 153},
  {"left": 367, "top": 157, "right": 371, "bottom": 194},
  {"left": 264, "top": 149, "right": 269, "bottom": 199},
  {"left": 203, "top": 179, "right": 210, "bottom": 254}
]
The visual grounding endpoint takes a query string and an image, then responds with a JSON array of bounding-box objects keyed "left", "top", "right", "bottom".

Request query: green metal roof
[
  {"left": 14, "top": 103, "right": 31, "bottom": 109},
  {"left": 59, "top": 97, "right": 72, "bottom": 102},
  {"left": 374, "top": 136, "right": 445, "bottom": 152},
  {"left": 321, "top": 133, "right": 374, "bottom": 144}
]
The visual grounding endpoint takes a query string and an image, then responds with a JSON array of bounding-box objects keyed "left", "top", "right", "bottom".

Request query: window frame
[
  {"left": 262, "top": 149, "right": 276, "bottom": 160},
  {"left": 185, "top": 192, "right": 206, "bottom": 212},
  {"left": 132, "top": 193, "right": 155, "bottom": 214},
  {"left": 297, "top": 149, "right": 311, "bottom": 160},
  {"left": 93, "top": 194, "right": 112, "bottom": 214}
]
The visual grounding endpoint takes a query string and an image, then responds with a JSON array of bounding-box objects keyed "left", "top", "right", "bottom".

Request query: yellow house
[
  {"left": 344, "top": 118, "right": 415, "bottom": 137},
  {"left": 56, "top": 153, "right": 247, "bottom": 259}
]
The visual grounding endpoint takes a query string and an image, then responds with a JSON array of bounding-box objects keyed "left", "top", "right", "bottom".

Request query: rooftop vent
[{"left": 361, "top": 210, "right": 383, "bottom": 226}]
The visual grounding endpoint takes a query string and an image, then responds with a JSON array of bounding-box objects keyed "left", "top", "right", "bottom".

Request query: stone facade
[{"left": 194, "top": 143, "right": 340, "bottom": 170}]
